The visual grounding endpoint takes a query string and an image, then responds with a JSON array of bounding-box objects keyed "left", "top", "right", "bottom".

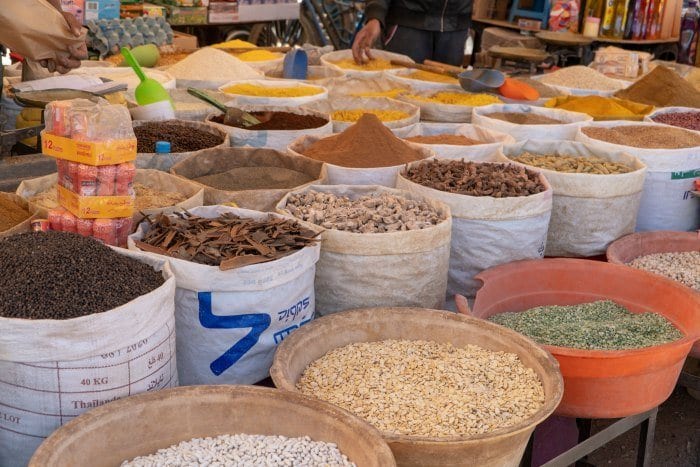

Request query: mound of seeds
[
  {"left": 211, "top": 111, "right": 328, "bottom": 130},
  {"left": 0, "top": 232, "right": 164, "bottom": 320},
  {"left": 511, "top": 152, "right": 633, "bottom": 174},
  {"left": 489, "top": 300, "right": 683, "bottom": 350},
  {"left": 627, "top": 251, "right": 700, "bottom": 291},
  {"left": 404, "top": 134, "right": 482, "bottom": 145},
  {"left": 286, "top": 190, "right": 445, "bottom": 233},
  {"left": 485, "top": 112, "right": 564, "bottom": 125},
  {"left": 651, "top": 111, "right": 700, "bottom": 132},
  {"left": 581, "top": 125, "right": 700, "bottom": 149},
  {"left": 403, "top": 160, "right": 546, "bottom": 197},
  {"left": 134, "top": 122, "right": 224, "bottom": 153},
  {"left": 297, "top": 339, "right": 545, "bottom": 437},
  {"left": 122, "top": 434, "right": 355, "bottom": 467}
]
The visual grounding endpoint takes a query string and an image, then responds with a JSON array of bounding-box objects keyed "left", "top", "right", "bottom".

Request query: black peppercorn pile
[
  {"left": 134, "top": 121, "right": 224, "bottom": 153},
  {"left": 0, "top": 232, "right": 164, "bottom": 320}
]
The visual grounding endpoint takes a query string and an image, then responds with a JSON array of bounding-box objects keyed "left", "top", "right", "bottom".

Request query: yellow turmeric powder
[
  {"left": 235, "top": 50, "right": 284, "bottom": 62},
  {"left": 213, "top": 39, "right": 257, "bottom": 49},
  {"left": 332, "top": 109, "right": 410, "bottom": 122},
  {"left": 407, "top": 92, "right": 502, "bottom": 106},
  {"left": 351, "top": 89, "right": 406, "bottom": 98},
  {"left": 330, "top": 58, "right": 402, "bottom": 71},
  {"left": 544, "top": 96, "right": 654, "bottom": 121},
  {"left": 223, "top": 83, "right": 325, "bottom": 97},
  {"left": 406, "top": 70, "right": 459, "bottom": 84}
]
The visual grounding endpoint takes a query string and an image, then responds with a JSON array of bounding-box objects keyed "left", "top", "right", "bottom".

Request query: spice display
[
  {"left": 614, "top": 66, "right": 700, "bottom": 108},
  {"left": 406, "top": 70, "right": 459, "bottom": 84},
  {"left": 627, "top": 252, "right": 700, "bottom": 291},
  {"left": 329, "top": 58, "right": 401, "bottom": 71},
  {"left": 0, "top": 196, "right": 31, "bottom": 232},
  {"left": 485, "top": 112, "right": 564, "bottom": 125},
  {"left": 0, "top": 232, "right": 163, "bottom": 319},
  {"left": 404, "top": 134, "right": 482, "bottom": 145},
  {"left": 193, "top": 167, "right": 314, "bottom": 190},
  {"left": 211, "top": 111, "right": 328, "bottom": 130},
  {"left": 331, "top": 109, "right": 410, "bottom": 122},
  {"left": 222, "top": 83, "right": 324, "bottom": 98},
  {"left": 581, "top": 125, "right": 700, "bottom": 149},
  {"left": 212, "top": 39, "right": 257, "bottom": 49},
  {"left": 134, "top": 122, "right": 224, "bottom": 153},
  {"left": 537, "top": 66, "right": 626, "bottom": 91},
  {"left": 407, "top": 92, "right": 502, "bottom": 106},
  {"left": 544, "top": 96, "right": 653, "bottom": 120},
  {"left": 511, "top": 152, "right": 633, "bottom": 174},
  {"left": 351, "top": 89, "right": 406, "bottom": 98},
  {"left": 517, "top": 77, "right": 561, "bottom": 98},
  {"left": 166, "top": 47, "right": 261, "bottom": 81},
  {"left": 297, "top": 339, "right": 545, "bottom": 437},
  {"left": 236, "top": 50, "right": 283, "bottom": 62},
  {"left": 302, "top": 114, "right": 424, "bottom": 168},
  {"left": 286, "top": 190, "right": 445, "bottom": 232},
  {"left": 489, "top": 300, "right": 683, "bottom": 350},
  {"left": 122, "top": 434, "right": 354, "bottom": 467},
  {"left": 651, "top": 111, "right": 700, "bottom": 132},
  {"left": 136, "top": 212, "right": 318, "bottom": 270}
]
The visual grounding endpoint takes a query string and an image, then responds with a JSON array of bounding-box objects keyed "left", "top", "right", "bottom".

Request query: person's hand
[
  {"left": 42, "top": 0, "right": 87, "bottom": 73},
  {"left": 352, "top": 19, "right": 381, "bottom": 64}
]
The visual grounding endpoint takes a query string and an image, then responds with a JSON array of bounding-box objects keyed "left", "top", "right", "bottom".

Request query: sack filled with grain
[
  {"left": 277, "top": 184, "right": 452, "bottom": 315},
  {"left": 401, "top": 122, "right": 515, "bottom": 161},
  {"left": 472, "top": 104, "right": 593, "bottom": 141},
  {"left": 0, "top": 192, "right": 37, "bottom": 238},
  {"left": 320, "top": 49, "right": 414, "bottom": 77},
  {"left": 265, "top": 65, "right": 346, "bottom": 85},
  {"left": 324, "top": 75, "right": 412, "bottom": 99},
  {"left": 219, "top": 79, "right": 328, "bottom": 107},
  {"left": 307, "top": 96, "right": 420, "bottom": 133},
  {"left": 398, "top": 89, "right": 503, "bottom": 123}
]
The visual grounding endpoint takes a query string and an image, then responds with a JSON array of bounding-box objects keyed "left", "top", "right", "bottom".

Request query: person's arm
[
  {"left": 364, "top": 0, "right": 390, "bottom": 28},
  {"left": 351, "top": 0, "right": 390, "bottom": 63}
]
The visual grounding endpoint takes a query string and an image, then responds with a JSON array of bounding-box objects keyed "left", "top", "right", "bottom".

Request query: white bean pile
[
  {"left": 121, "top": 434, "right": 355, "bottom": 467},
  {"left": 627, "top": 251, "right": 700, "bottom": 291}
]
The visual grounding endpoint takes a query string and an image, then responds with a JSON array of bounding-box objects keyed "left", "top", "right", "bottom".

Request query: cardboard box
[
  {"left": 58, "top": 185, "right": 134, "bottom": 219},
  {"left": 42, "top": 132, "right": 137, "bottom": 166},
  {"left": 173, "top": 31, "right": 198, "bottom": 49},
  {"left": 166, "top": 5, "right": 208, "bottom": 24},
  {"left": 208, "top": 1, "right": 238, "bottom": 23},
  {"left": 84, "top": 0, "right": 120, "bottom": 22},
  {"left": 143, "top": 2, "right": 167, "bottom": 16}
]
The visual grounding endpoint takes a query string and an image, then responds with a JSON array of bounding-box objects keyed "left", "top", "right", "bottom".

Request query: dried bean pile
[
  {"left": 512, "top": 152, "right": 632, "bottom": 174},
  {"left": 211, "top": 111, "right": 328, "bottom": 130},
  {"left": 135, "top": 122, "right": 224, "bottom": 153},
  {"left": 194, "top": 167, "right": 313, "bottom": 190},
  {"left": 651, "top": 111, "right": 700, "bottom": 132},
  {"left": 0, "top": 232, "right": 164, "bottom": 319},
  {"left": 297, "top": 339, "right": 545, "bottom": 437},
  {"left": 286, "top": 190, "right": 444, "bottom": 233},
  {"left": 404, "top": 134, "right": 482, "bottom": 145},
  {"left": 489, "top": 300, "right": 683, "bottom": 350},
  {"left": 0, "top": 196, "right": 31, "bottom": 232},
  {"left": 136, "top": 212, "right": 318, "bottom": 270},
  {"left": 581, "top": 125, "right": 700, "bottom": 149},
  {"left": 122, "top": 434, "right": 355, "bottom": 467},
  {"left": 486, "top": 112, "right": 564, "bottom": 125},
  {"left": 404, "top": 160, "right": 546, "bottom": 197},
  {"left": 628, "top": 251, "right": 700, "bottom": 291}
]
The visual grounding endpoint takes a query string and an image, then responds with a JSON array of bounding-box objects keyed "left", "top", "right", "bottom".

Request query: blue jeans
[{"left": 383, "top": 25, "right": 469, "bottom": 66}]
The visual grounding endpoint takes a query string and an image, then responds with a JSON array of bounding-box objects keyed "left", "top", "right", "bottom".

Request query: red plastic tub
[{"left": 468, "top": 258, "right": 700, "bottom": 419}]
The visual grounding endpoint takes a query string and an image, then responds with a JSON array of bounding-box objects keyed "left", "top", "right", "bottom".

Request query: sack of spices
[
  {"left": 400, "top": 122, "right": 515, "bottom": 161},
  {"left": 0, "top": 192, "right": 37, "bottom": 238},
  {"left": 0, "top": 236, "right": 176, "bottom": 466},
  {"left": 397, "top": 160, "right": 553, "bottom": 298},
  {"left": 219, "top": 80, "right": 328, "bottom": 107},
  {"left": 308, "top": 96, "right": 420, "bottom": 133},
  {"left": 387, "top": 68, "right": 463, "bottom": 92},
  {"left": 265, "top": 65, "right": 346, "bottom": 85},
  {"left": 277, "top": 185, "right": 452, "bottom": 315},
  {"left": 398, "top": 89, "right": 503, "bottom": 123},
  {"left": 576, "top": 121, "right": 700, "bottom": 232},
  {"left": 321, "top": 49, "right": 414, "bottom": 77},
  {"left": 170, "top": 147, "right": 326, "bottom": 212},
  {"left": 206, "top": 105, "right": 333, "bottom": 151},
  {"left": 472, "top": 104, "right": 593, "bottom": 141},
  {"left": 325, "top": 75, "right": 411, "bottom": 99},
  {"left": 503, "top": 140, "right": 646, "bottom": 257},
  {"left": 128, "top": 206, "right": 321, "bottom": 386}
]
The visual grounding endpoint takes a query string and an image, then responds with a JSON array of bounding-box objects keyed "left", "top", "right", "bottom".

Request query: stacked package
[{"left": 41, "top": 99, "right": 137, "bottom": 247}]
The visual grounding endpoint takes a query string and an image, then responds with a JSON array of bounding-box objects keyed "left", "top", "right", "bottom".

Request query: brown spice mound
[
  {"left": 194, "top": 167, "right": 313, "bottom": 190},
  {"left": 404, "top": 134, "right": 482, "bottom": 145},
  {"left": 0, "top": 196, "right": 31, "bottom": 232},
  {"left": 211, "top": 111, "right": 328, "bottom": 130},
  {"left": 582, "top": 125, "right": 700, "bottom": 149},
  {"left": 614, "top": 66, "right": 700, "bottom": 108},
  {"left": 302, "top": 113, "right": 424, "bottom": 168},
  {"left": 487, "top": 112, "right": 564, "bottom": 125}
]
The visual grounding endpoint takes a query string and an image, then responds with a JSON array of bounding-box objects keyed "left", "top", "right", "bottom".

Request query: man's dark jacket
[{"left": 365, "top": 0, "right": 472, "bottom": 32}]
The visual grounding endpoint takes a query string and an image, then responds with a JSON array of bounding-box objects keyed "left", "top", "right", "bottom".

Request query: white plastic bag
[
  {"left": 401, "top": 123, "right": 515, "bottom": 161},
  {"left": 307, "top": 96, "right": 420, "bottom": 132},
  {"left": 0, "top": 250, "right": 177, "bottom": 467},
  {"left": 320, "top": 49, "right": 414, "bottom": 77},
  {"left": 472, "top": 104, "right": 593, "bottom": 141},
  {"left": 397, "top": 162, "right": 553, "bottom": 297},
  {"left": 576, "top": 121, "right": 700, "bottom": 231},
  {"left": 276, "top": 185, "right": 452, "bottom": 315},
  {"left": 219, "top": 79, "right": 328, "bottom": 106},
  {"left": 503, "top": 140, "right": 647, "bottom": 256},
  {"left": 129, "top": 206, "right": 321, "bottom": 386}
]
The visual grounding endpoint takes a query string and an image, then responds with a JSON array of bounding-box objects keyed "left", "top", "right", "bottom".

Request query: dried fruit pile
[{"left": 136, "top": 212, "right": 319, "bottom": 270}]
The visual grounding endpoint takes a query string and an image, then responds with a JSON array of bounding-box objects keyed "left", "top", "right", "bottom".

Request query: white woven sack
[
  {"left": 320, "top": 49, "right": 414, "bottom": 77},
  {"left": 398, "top": 90, "right": 503, "bottom": 123},
  {"left": 401, "top": 122, "right": 515, "bottom": 161},
  {"left": 472, "top": 104, "right": 593, "bottom": 141},
  {"left": 242, "top": 56, "right": 284, "bottom": 73},
  {"left": 397, "top": 162, "right": 553, "bottom": 297},
  {"left": 325, "top": 75, "right": 412, "bottom": 99},
  {"left": 276, "top": 184, "right": 452, "bottom": 315},
  {"left": 219, "top": 79, "right": 328, "bottom": 106},
  {"left": 0, "top": 250, "right": 177, "bottom": 467},
  {"left": 503, "top": 140, "right": 647, "bottom": 257},
  {"left": 576, "top": 121, "right": 700, "bottom": 231},
  {"left": 129, "top": 206, "right": 321, "bottom": 386},
  {"left": 644, "top": 106, "right": 700, "bottom": 131},
  {"left": 386, "top": 68, "right": 464, "bottom": 92},
  {"left": 530, "top": 74, "right": 628, "bottom": 97},
  {"left": 265, "top": 65, "right": 346, "bottom": 85},
  {"left": 307, "top": 96, "right": 420, "bottom": 132}
]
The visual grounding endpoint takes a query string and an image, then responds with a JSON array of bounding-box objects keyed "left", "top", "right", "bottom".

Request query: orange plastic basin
[
  {"left": 470, "top": 258, "right": 700, "bottom": 419},
  {"left": 607, "top": 230, "right": 700, "bottom": 358}
]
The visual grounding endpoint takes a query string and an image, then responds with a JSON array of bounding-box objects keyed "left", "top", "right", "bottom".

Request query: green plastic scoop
[{"left": 121, "top": 47, "right": 172, "bottom": 106}]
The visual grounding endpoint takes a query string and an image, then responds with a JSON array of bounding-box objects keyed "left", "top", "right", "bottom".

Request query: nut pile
[
  {"left": 297, "top": 339, "right": 545, "bottom": 437},
  {"left": 581, "top": 125, "right": 700, "bottom": 149},
  {"left": 627, "top": 251, "right": 700, "bottom": 291},
  {"left": 403, "top": 160, "right": 546, "bottom": 197},
  {"left": 486, "top": 112, "right": 564, "bottom": 125},
  {"left": 511, "top": 152, "right": 633, "bottom": 174},
  {"left": 285, "top": 190, "right": 445, "bottom": 233},
  {"left": 122, "top": 434, "right": 355, "bottom": 467}
]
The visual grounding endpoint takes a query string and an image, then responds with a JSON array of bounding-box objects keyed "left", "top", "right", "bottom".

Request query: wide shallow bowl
[
  {"left": 271, "top": 307, "right": 563, "bottom": 467},
  {"left": 470, "top": 258, "right": 700, "bottom": 419},
  {"left": 29, "top": 385, "right": 395, "bottom": 467}
]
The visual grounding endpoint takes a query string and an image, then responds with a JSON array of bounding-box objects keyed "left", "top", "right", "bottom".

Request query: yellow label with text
[
  {"left": 58, "top": 185, "right": 135, "bottom": 219},
  {"left": 42, "top": 132, "right": 137, "bottom": 166}
]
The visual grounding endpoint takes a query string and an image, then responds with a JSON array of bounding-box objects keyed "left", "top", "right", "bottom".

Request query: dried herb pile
[{"left": 136, "top": 212, "right": 319, "bottom": 270}]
